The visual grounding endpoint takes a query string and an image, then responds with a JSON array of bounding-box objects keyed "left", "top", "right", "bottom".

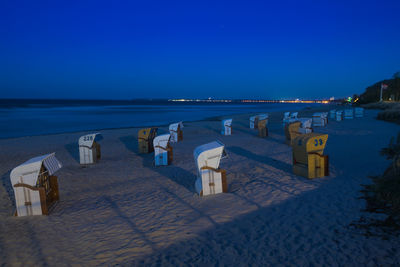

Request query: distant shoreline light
[{"left": 168, "top": 99, "right": 330, "bottom": 104}]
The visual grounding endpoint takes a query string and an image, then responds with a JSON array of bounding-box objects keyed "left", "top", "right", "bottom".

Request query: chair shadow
[
  {"left": 160, "top": 185, "right": 218, "bottom": 226},
  {"left": 102, "top": 195, "right": 157, "bottom": 251},
  {"left": 227, "top": 146, "right": 292, "bottom": 173},
  {"left": 65, "top": 142, "right": 80, "bottom": 163},
  {"left": 150, "top": 165, "right": 197, "bottom": 193},
  {"left": 236, "top": 121, "right": 250, "bottom": 128},
  {"left": 1, "top": 170, "right": 15, "bottom": 210},
  {"left": 119, "top": 135, "right": 138, "bottom": 154},
  {"left": 204, "top": 125, "right": 221, "bottom": 135},
  {"left": 232, "top": 127, "right": 257, "bottom": 137}
]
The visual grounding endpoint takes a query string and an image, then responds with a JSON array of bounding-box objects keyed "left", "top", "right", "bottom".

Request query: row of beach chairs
[
  {"left": 330, "top": 107, "right": 364, "bottom": 121},
  {"left": 10, "top": 108, "right": 349, "bottom": 217}
]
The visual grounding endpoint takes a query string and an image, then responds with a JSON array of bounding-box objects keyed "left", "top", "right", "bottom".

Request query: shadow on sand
[
  {"left": 150, "top": 165, "right": 197, "bottom": 193},
  {"left": 119, "top": 135, "right": 138, "bottom": 154},
  {"left": 64, "top": 142, "right": 80, "bottom": 163},
  {"left": 227, "top": 146, "right": 292, "bottom": 173}
]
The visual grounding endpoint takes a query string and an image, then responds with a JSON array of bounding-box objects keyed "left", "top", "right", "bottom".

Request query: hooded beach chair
[
  {"left": 336, "top": 110, "right": 343, "bottom": 121},
  {"left": 138, "top": 127, "right": 158, "bottom": 153},
  {"left": 297, "top": 118, "right": 313, "bottom": 134},
  {"left": 290, "top": 112, "right": 298, "bottom": 120},
  {"left": 344, "top": 109, "right": 354, "bottom": 119},
  {"left": 330, "top": 109, "right": 336, "bottom": 120},
  {"left": 79, "top": 133, "right": 102, "bottom": 165},
  {"left": 284, "top": 121, "right": 302, "bottom": 145},
  {"left": 194, "top": 141, "right": 227, "bottom": 196},
  {"left": 10, "top": 153, "right": 62, "bottom": 216},
  {"left": 221, "top": 119, "right": 232, "bottom": 135},
  {"left": 355, "top": 107, "right": 364, "bottom": 118},
  {"left": 153, "top": 134, "right": 173, "bottom": 166},
  {"left": 292, "top": 133, "right": 329, "bottom": 179},
  {"left": 169, "top": 122, "right": 183, "bottom": 143},
  {"left": 322, "top": 112, "right": 328, "bottom": 124},
  {"left": 258, "top": 113, "right": 269, "bottom": 121},
  {"left": 250, "top": 114, "right": 269, "bottom": 129},
  {"left": 249, "top": 115, "right": 259, "bottom": 129},
  {"left": 312, "top": 113, "right": 326, "bottom": 127},
  {"left": 258, "top": 115, "right": 269, "bottom": 137},
  {"left": 282, "top": 112, "right": 291, "bottom": 125}
]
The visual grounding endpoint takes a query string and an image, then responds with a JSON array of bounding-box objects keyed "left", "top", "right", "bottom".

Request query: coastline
[{"left": 0, "top": 103, "right": 332, "bottom": 141}]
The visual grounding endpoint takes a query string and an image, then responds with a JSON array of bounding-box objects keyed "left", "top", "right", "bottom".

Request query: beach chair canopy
[
  {"left": 250, "top": 115, "right": 258, "bottom": 122},
  {"left": 10, "top": 153, "right": 62, "bottom": 187},
  {"left": 79, "top": 133, "right": 102, "bottom": 148},
  {"left": 284, "top": 112, "right": 290, "bottom": 118},
  {"left": 258, "top": 113, "right": 269, "bottom": 120},
  {"left": 222, "top": 119, "right": 232, "bottom": 126},
  {"left": 194, "top": 141, "right": 225, "bottom": 171},
  {"left": 299, "top": 118, "right": 312, "bottom": 128},
  {"left": 293, "top": 133, "right": 328, "bottom": 158},
  {"left": 138, "top": 127, "right": 157, "bottom": 140},
  {"left": 153, "top": 134, "right": 171, "bottom": 151},
  {"left": 169, "top": 122, "right": 183, "bottom": 131}
]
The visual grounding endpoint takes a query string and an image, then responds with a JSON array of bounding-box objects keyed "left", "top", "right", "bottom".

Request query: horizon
[
  {"left": 0, "top": 97, "right": 336, "bottom": 101},
  {"left": 1, "top": 0, "right": 400, "bottom": 99}
]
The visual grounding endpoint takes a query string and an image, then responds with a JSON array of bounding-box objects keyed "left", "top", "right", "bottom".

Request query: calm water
[{"left": 0, "top": 101, "right": 320, "bottom": 139}]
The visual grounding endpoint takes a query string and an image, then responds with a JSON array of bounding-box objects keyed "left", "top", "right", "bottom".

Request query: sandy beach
[{"left": 1, "top": 107, "right": 400, "bottom": 266}]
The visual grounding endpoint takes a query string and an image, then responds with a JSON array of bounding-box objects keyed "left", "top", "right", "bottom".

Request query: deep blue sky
[{"left": 1, "top": 0, "right": 399, "bottom": 100}]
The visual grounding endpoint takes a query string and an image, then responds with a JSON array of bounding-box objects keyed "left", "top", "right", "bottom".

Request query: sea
[{"left": 0, "top": 99, "right": 322, "bottom": 139}]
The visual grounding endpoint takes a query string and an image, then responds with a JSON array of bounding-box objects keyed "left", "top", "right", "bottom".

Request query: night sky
[{"left": 1, "top": 0, "right": 400, "bottom": 100}]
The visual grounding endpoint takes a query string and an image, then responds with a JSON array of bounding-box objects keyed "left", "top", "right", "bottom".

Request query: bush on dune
[
  {"left": 377, "top": 109, "right": 400, "bottom": 122},
  {"left": 360, "top": 133, "right": 400, "bottom": 234}
]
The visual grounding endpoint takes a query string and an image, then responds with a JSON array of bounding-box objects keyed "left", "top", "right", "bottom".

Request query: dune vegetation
[{"left": 359, "top": 132, "right": 400, "bottom": 235}]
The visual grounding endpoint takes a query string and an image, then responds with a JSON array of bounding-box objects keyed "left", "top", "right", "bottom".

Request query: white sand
[{"left": 1, "top": 108, "right": 400, "bottom": 266}]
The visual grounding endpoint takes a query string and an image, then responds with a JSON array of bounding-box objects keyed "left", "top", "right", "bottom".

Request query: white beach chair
[
  {"left": 10, "top": 153, "right": 62, "bottom": 216},
  {"left": 250, "top": 115, "right": 258, "bottom": 129},
  {"left": 258, "top": 113, "right": 269, "bottom": 121},
  {"left": 336, "top": 110, "right": 343, "bottom": 121},
  {"left": 221, "top": 119, "right": 232, "bottom": 135},
  {"left": 283, "top": 112, "right": 291, "bottom": 125},
  {"left": 330, "top": 109, "right": 336, "bottom": 120},
  {"left": 312, "top": 113, "right": 326, "bottom": 127},
  {"left": 194, "top": 141, "right": 227, "bottom": 196},
  {"left": 249, "top": 115, "right": 258, "bottom": 129},
  {"left": 169, "top": 122, "right": 183, "bottom": 143},
  {"left": 355, "top": 107, "right": 364, "bottom": 118},
  {"left": 344, "top": 109, "right": 354, "bottom": 119},
  {"left": 79, "top": 133, "right": 102, "bottom": 165},
  {"left": 322, "top": 112, "right": 328, "bottom": 125},
  {"left": 154, "top": 134, "right": 172, "bottom": 166},
  {"left": 290, "top": 112, "right": 298, "bottom": 119},
  {"left": 250, "top": 114, "right": 269, "bottom": 129},
  {"left": 298, "top": 118, "right": 313, "bottom": 134}
]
